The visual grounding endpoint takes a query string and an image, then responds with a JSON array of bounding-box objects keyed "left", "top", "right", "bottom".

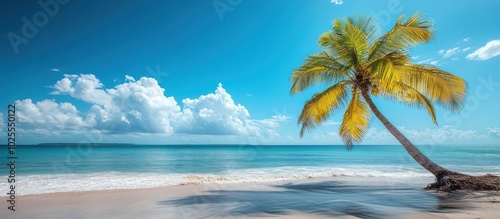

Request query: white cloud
[
  {"left": 323, "top": 120, "right": 341, "bottom": 126},
  {"left": 438, "top": 47, "right": 471, "bottom": 59},
  {"left": 125, "top": 75, "right": 135, "bottom": 82},
  {"left": 20, "top": 74, "right": 271, "bottom": 137},
  {"left": 51, "top": 74, "right": 182, "bottom": 134},
  {"left": 417, "top": 58, "right": 439, "bottom": 66},
  {"left": 363, "top": 126, "right": 485, "bottom": 144},
  {"left": 463, "top": 38, "right": 470, "bottom": 42},
  {"left": 415, "top": 45, "right": 471, "bottom": 66},
  {"left": 51, "top": 68, "right": 60, "bottom": 72},
  {"left": 439, "top": 47, "right": 460, "bottom": 59},
  {"left": 401, "top": 126, "right": 480, "bottom": 140},
  {"left": 15, "top": 99, "right": 87, "bottom": 134},
  {"left": 466, "top": 39, "right": 500, "bottom": 60},
  {"left": 364, "top": 128, "right": 394, "bottom": 142},
  {"left": 51, "top": 74, "right": 111, "bottom": 106},
  {"left": 175, "top": 83, "right": 260, "bottom": 135},
  {"left": 487, "top": 127, "right": 500, "bottom": 137},
  {"left": 256, "top": 114, "right": 288, "bottom": 128},
  {"left": 331, "top": 0, "right": 343, "bottom": 4},
  {"left": 246, "top": 93, "right": 253, "bottom": 97},
  {"left": 94, "top": 77, "right": 181, "bottom": 134}
]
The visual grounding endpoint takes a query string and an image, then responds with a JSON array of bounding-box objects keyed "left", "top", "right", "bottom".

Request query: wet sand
[{"left": 1, "top": 178, "right": 499, "bottom": 219}]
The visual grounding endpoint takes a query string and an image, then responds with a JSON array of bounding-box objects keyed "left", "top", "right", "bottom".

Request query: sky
[{"left": 1, "top": 0, "right": 500, "bottom": 145}]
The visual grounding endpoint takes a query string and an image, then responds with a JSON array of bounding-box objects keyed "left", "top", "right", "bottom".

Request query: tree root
[{"left": 426, "top": 171, "right": 500, "bottom": 192}]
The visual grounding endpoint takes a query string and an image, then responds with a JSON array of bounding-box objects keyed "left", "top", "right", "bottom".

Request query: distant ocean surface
[{"left": 2, "top": 144, "right": 499, "bottom": 196}]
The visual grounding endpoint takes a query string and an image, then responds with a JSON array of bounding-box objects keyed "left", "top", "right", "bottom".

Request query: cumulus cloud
[
  {"left": 487, "top": 127, "right": 500, "bottom": 137},
  {"left": 51, "top": 74, "right": 181, "bottom": 134},
  {"left": 18, "top": 74, "right": 274, "bottom": 137},
  {"left": 51, "top": 74, "right": 111, "bottom": 105},
  {"left": 466, "top": 39, "right": 500, "bottom": 60},
  {"left": 15, "top": 99, "right": 87, "bottom": 134},
  {"left": 175, "top": 83, "right": 260, "bottom": 135},
  {"left": 51, "top": 68, "right": 61, "bottom": 72},
  {"left": 331, "top": 0, "right": 343, "bottom": 4}
]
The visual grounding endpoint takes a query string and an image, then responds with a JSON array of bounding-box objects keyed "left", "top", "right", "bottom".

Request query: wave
[
  {"left": 450, "top": 152, "right": 500, "bottom": 158},
  {"left": 2, "top": 165, "right": 497, "bottom": 196}
]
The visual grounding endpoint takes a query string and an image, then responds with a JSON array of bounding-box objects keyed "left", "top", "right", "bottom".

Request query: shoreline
[{"left": 2, "top": 178, "right": 498, "bottom": 218}]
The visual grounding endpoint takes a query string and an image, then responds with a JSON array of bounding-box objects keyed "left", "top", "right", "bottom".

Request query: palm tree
[{"left": 291, "top": 12, "right": 499, "bottom": 191}]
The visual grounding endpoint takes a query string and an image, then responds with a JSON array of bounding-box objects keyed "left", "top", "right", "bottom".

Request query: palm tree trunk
[{"left": 360, "top": 89, "right": 448, "bottom": 176}]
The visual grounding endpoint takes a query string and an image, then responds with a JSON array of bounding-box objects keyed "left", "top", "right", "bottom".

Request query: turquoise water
[{"left": 3, "top": 144, "right": 499, "bottom": 195}]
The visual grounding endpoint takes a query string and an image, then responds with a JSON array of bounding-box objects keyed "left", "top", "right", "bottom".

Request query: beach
[
  {"left": 2, "top": 145, "right": 498, "bottom": 218},
  {"left": 2, "top": 177, "right": 499, "bottom": 219}
]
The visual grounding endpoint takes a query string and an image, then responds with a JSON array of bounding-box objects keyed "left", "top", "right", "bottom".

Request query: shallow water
[{"left": 3, "top": 144, "right": 499, "bottom": 195}]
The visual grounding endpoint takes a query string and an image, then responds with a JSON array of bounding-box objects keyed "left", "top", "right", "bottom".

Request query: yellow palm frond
[
  {"left": 291, "top": 51, "right": 350, "bottom": 94},
  {"left": 298, "top": 81, "right": 350, "bottom": 137},
  {"left": 396, "top": 64, "right": 467, "bottom": 112},
  {"left": 345, "top": 20, "right": 369, "bottom": 64},
  {"left": 347, "top": 16, "right": 379, "bottom": 42},
  {"left": 318, "top": 17, "right": 370, "bottom": 66},
  {"left": 368, "top": 11, "right": 434, "bottom": 63},
  {"left": 339, "top": 90, "right": 371, "bottom": 147},
  {"left": 368, "top": 51, "right": 411, "bottom": 86},
  {"left": 377, "top": 81, "right": 437, "bottom": 124}
]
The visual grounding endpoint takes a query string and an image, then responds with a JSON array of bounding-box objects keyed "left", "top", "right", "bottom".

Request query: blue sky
[{"left": 1, "top": 0, "right": 500, "bottom": 145}]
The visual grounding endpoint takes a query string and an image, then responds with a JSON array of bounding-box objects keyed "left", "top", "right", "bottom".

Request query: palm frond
[
  {"left": 298, "top": 81, "right": 350, "bottom": 137},
  {"left": 339, "top": 90, "right": 371, "bottom": 148},
  {"left": 318, "top": 17, "right": 370, "bottom": 66},
  {"left": 347, "top": 16, "right": 379, "bottom": 43},
  {"left": 368, "top": 11, "right": 434, "bottom": 63},
  {"left": 368, "top": 51, "right": 411, "bottom": 85},
  {"left": 396, "top": 64, "right": 467, "bottom": 112},
  {"left": 377, "top": 81, "right": 437, "bottom": 124},
  {"left": 344, "top": 19, "right": 369, "bottom": 64},
  {"left": 291, "top": 51, "right": 350, "bottom": 94}
]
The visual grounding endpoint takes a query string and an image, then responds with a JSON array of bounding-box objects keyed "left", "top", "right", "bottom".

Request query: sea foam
[{"left": 0, "top": 165, "right": 446, "bottom": 196}]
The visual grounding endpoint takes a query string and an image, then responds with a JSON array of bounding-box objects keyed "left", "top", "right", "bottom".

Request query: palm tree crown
[{"left": 291, "top": 12, "right": 466, "bottom": 148}]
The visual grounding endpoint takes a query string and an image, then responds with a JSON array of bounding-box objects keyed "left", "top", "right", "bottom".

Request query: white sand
[{"left": 1, "top": 179, "right": 498, "bottom": 219}]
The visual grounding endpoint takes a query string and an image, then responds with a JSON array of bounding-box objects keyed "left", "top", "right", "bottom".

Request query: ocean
[{"left": 2, "top": 144, "right": 499, "bottom": 196}]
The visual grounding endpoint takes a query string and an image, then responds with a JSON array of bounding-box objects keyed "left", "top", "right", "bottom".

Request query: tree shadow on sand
[{"left": 158, "top": 181, "right": 478, "bottom": 218}]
